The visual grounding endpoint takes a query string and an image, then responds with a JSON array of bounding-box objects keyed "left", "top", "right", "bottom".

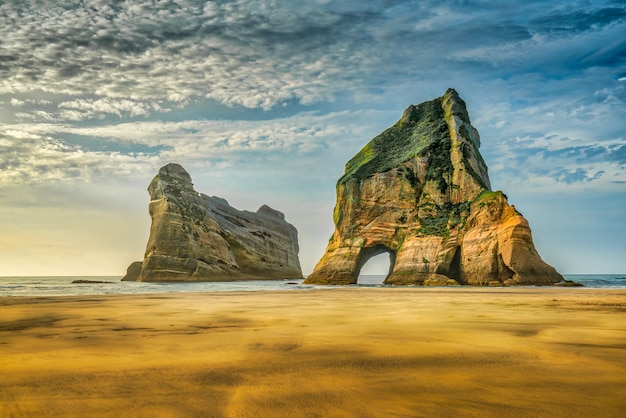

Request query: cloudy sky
[{"left": 1, "top": 0, "right": 625, "bottom": 277}]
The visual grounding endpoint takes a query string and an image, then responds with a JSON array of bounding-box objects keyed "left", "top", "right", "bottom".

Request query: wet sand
[{"left": 1, "top": 287, "right": 625, "bottom": 417}]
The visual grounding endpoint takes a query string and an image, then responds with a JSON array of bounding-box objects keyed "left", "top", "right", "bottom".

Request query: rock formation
[
  {"left": 121, "top": 261, "right": 142, "bottom": 282},
  {"left": 125, "top": 163, "right": 303, "bottom": 282},
  {"left": 304, "top": 88, "right": 565, "bottom": 286}
]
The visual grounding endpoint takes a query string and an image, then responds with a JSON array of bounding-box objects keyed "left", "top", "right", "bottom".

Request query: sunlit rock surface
[
  {"left": 127, "top": 163, "right": 303, "bottom": 282},
  {"left": 304, "top": 89, "right": 564, "bottom": 286}
]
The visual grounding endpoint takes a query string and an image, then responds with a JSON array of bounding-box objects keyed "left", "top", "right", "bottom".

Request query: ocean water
[{"left": 0, "top": 274, "right": 624, "bottom": 297}]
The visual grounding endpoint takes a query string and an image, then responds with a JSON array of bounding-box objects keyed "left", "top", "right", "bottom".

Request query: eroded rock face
[
  {"left": 121, "top": 261, "right": 142, "bottom": 282},
  {"left": 127, "top": 163, "right": 303, "bottom": 282},
  {"left": 304, "top": 88, "right": 564, "bottom": 286}
]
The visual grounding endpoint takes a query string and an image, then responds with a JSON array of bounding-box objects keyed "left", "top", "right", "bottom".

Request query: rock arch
[
  {"left": 355, "top": 245, "right": 397, "bottom": 282},
  {"left": 304, "top": 89, "right": 565, "bottom": 286}
]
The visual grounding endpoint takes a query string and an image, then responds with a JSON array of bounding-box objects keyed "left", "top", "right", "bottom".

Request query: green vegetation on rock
[
  {"left": 473, "top": 190, "right": 504, "bottom": 207},
  {"left": 415, "top": 201, "right": 472, "bottom": 237},
  {"left": 424, "top": 127, "right": 454, "bottom": 194},
  {"left": 339, "top": 97, "right": 451, "bottom": 185}
]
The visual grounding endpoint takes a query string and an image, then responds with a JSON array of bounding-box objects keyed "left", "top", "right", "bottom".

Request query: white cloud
[
  {"left": 0, "top": 108, "right": 394, "bottom": 188},
  {"left": 0, "top": 130, "right": 159, "bottom": 186},
  {"left": 0, "top": 1, "right": 600, "bottom": 112},
  {"left": 58, "top": 98, "right": 153, "bottom": 120}
]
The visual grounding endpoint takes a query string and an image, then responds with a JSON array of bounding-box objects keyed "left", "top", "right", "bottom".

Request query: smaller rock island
[{"left": 123, "top": 163, "right": 303, "bottom": 282}]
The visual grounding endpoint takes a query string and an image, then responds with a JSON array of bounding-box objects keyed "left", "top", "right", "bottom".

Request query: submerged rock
[
  {"left": 126, "top": 163, "right": 303, "bottom": 282},
  {"left": 72, "top": 279, "right": 114, "bottom": 284},
  {"left": 556, "top": 280, "right": 585, "bottom": 287},
  {"left": 304, "top": 88, "right": 566, "bottom": 286}
]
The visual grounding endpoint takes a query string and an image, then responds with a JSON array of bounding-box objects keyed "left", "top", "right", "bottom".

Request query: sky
[{"left": 0, "top": 0, "right": 625, "bottom": 277}]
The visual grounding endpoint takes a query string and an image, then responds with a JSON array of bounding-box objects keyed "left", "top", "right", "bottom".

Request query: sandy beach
[{"left": 1, "top": 287, "right": 625, "bottom": 417}]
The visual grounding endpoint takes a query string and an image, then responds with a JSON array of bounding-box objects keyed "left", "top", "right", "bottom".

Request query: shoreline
[
  {"left": 1, "top": 273, "right": 624, "bottom": 298},
  {"left": 1, "top": 288, "right": 625, "bottom": 417}
]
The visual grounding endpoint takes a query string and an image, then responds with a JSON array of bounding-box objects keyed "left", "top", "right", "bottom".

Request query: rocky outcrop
[
  {"left": 121, "top": 261, "right": 142, "bottom": 281},
  {"left": 304, "top": 88, "right": 565, "bottom": 286},
  {"left": 126, "top": 163, "right": 303, "bottom": 282}
]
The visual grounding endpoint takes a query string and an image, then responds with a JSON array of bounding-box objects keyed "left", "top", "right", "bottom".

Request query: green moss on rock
[
  {"left": 415, "top": 201, "right": 472, "bottom": 237},
  {"left": 339, "top": 98, "right": 451, "bottom": 185},
  {"left": 473, "top": 190, "right": 505, "bottom": 207}
]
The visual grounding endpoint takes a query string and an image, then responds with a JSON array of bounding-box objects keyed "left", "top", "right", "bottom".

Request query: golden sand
[{"left": 1, "top": 288, "right": 625, "bottom": 417}]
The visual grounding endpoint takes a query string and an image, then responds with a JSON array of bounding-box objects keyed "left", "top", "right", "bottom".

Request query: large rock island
[
  {"left": 304, "top": 89, "right": 565, "bottom": 286},
  {"left": 124, "top": 163, "right": 303, "bottom": 282}
]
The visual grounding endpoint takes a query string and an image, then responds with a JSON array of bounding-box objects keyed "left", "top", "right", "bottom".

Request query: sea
[{"left": 0, "top": 274, "right": 624, "bottom": 297}]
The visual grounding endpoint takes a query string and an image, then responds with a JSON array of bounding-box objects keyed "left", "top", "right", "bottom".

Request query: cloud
[
  {"left": 0, "top": 1, "right": 381, "bottom": 108},
  {"left": 0, "top": 108, "right": 396, "bottom": 188},
  {"left": 2, "top": 0, "right": 624, "bottom": 115},
  {"left": 58, "top": 98, "right": 154, "bottom": 120},
  {"left": 481, "top": 126, "right": 626, "bottom": 192},
  {"left": 529, "top": 5, "right": 626, "bottom": 35},
  {"left": 0, "top": 129, "right": 160, "bottom": 186},
  {"left": 552, "top": 168, "right": 605, "bottom": 184}
]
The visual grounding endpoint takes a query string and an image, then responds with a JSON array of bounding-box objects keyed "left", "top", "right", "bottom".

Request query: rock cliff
[
  {"left": 304, "top": 88, "right": 565, "bottom": 286},
  {"left": 126, "top": 163, "right": 303, "bottom": 282}
]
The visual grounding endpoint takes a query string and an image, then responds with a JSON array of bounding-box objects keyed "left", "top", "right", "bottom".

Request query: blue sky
[{"left": 0, "top": 0, "right": 624, "bottom": 276}]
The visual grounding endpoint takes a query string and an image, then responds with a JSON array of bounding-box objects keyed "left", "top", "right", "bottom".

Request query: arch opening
[
  {"left": 449, "top": 246, "right": 463, "bottom": 282},
  {"left": 355, "top": 245, "right": 396, "bottom": 284}
]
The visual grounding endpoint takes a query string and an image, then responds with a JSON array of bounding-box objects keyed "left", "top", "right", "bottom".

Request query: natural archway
[
  {"left": 355, "top": 245, "right": 396, "bottom": 284},
  {"left": 356, "top": 252, "right": 391, "bottom": 284},
  {"left": 448, "top": 246, "right": 463, "bottom": 283}
]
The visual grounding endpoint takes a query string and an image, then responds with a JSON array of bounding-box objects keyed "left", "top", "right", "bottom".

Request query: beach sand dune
[{"left": 1, "top": 288, "right": 625, "bottom": 417}]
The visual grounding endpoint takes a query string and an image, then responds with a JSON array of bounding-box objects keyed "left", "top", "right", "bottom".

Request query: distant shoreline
[{"left": 1, "top": 274, "right": 625, "bottom": 299}]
